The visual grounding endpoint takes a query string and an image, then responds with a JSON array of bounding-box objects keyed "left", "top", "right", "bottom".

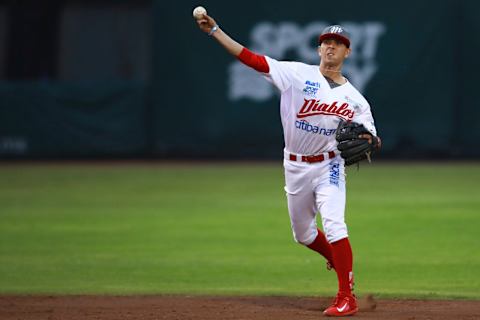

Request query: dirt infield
[{"left": 1, "top": 295, "right": 479, "bottom": 320}]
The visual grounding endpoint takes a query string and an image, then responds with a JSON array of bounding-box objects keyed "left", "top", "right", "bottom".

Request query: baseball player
[{"left": 195, "top": 12, "right": 381, "bottom": 317}]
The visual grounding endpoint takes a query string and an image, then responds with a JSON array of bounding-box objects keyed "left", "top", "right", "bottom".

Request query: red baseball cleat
[{"left": 323, "top": 293, "right": 358, "bottom": 317}]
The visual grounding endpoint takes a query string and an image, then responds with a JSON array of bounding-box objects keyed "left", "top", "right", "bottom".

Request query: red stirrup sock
[
  {"left": 331, "top": 237, "right": 354, "bottom": 295},
  {"left": 306, "top": 229, "right": 334, "bottom": 268}
]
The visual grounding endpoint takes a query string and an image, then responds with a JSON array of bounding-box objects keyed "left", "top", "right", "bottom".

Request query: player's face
[{"left": 318, "top": 38, "right": 351, "bottom": 65}]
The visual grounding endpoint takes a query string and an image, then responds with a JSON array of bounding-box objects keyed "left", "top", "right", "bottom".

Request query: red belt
[{"left": 289, "top": 151, "right": 336, "bottom": 163}]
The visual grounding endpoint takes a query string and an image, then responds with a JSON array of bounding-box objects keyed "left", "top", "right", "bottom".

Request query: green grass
[{"left": 0, "top": 162, "right": 479, "bottom": 298}]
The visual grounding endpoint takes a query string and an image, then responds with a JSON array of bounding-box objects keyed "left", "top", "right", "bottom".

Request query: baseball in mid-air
[{"left": 192, "top": 6, "right": 207, "bottom": 19}]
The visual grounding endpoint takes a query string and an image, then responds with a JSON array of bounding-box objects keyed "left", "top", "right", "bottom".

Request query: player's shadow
[{"left": 237, "top": 296, "right": 328, "bottom": 312}]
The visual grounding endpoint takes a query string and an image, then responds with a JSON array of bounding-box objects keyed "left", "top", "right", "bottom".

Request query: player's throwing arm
[
  {"left": 193, "top": 7, "right": 270, "bottom": 73},
  {"left": 194, "top": 7, "right": 243, "bottom": 56}
]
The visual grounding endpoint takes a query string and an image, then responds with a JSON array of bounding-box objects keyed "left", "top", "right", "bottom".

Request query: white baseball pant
[{"left": 283, "top": 154, "right": 348, "bottom": 244}]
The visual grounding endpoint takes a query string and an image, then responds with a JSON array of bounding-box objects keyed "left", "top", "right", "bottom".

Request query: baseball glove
[{"left": 336, "top": 121, "right": 379, "bottom": 166}]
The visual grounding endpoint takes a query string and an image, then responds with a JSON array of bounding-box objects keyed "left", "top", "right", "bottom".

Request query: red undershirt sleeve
[{"left": 237, "top": 47, "right": 270, "bottom": 73}]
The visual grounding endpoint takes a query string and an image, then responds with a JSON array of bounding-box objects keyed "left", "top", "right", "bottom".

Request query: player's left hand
[
  {"left": 336, "top": 121, "right": 380, "bottom": 166},
  {"left": 359, "top": 134, "right": 381, "bottom": 149}
]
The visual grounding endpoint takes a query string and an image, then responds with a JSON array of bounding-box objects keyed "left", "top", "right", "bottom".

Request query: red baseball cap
[{"left": 318, "top": 25, "right": 351, "bottom": 48}]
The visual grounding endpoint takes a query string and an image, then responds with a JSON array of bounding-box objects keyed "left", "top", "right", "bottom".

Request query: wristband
[{"left": 208, "top": 24, "right": 219, "bottom": 36}]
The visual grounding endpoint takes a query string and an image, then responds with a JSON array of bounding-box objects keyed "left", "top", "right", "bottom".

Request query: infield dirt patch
[{"left": 1, "top": 295, "right": 479, "bottom": 320}]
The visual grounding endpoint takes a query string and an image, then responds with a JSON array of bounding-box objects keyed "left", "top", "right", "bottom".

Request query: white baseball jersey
[{"left": 263, "top": 56, "right": 377, "bottom": 156}]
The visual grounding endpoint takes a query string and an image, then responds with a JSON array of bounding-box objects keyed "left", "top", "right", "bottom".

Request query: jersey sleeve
[
  {"left": 262, "top": 56, "right": 299, "bottom": 92},
  {"left": 353, "top": 99, "right": 378, "bottom": 136}
]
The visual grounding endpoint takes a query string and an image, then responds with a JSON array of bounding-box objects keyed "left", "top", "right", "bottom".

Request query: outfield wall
[{"left": 0, "top": 0, "right": 479, "bottom": 159}]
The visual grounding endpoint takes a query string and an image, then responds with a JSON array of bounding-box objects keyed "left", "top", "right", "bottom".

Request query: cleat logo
[{"left": 336, "top": 302, "right": 348, "bottom": 313}]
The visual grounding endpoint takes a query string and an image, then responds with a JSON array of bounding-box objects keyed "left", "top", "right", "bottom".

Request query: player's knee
[{"left": 292, "top": 229, "right": 316, "bottom": 246}]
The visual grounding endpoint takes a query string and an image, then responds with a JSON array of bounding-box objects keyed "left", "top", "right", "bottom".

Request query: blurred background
[{"left": 0, "top": 0, "right": 479, "bottom": 160}]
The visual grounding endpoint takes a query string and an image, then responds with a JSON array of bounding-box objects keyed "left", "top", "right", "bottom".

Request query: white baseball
[{"left": 192, "top": 6, "right": 207, "bottom": 19}]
